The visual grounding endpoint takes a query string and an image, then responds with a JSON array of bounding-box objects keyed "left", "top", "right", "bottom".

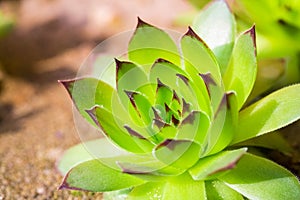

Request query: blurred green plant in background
[
  {"left": 0, "top": 10, "right": 13, "bottom": 38},
  {"left": 184, "top": 0, "right": 300, "bottom": 98},
  {"left": 0, "top": 10, "right": 13, "bottom": 93}
]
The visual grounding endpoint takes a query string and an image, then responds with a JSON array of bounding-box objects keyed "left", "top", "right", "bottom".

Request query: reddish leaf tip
[
  {"left": 214, "top": 94, "right": 228, "bottom": 118},
  {"left": 124, "top": 90, "right": 139, "bottom": 110},
  {"left": 154, "top": 58, "right": 172, "bottom": 64},
  {"left": 58, "top": 172, "right": 89, "bottom": 192},
  {"left": 244, "top": 25, "right": 257, "bottom": 55},
  {"left": 137, "top": 17, "right": 152, "bottom": 28},
  {"left": 199, "top": 73, "right": 217, "bottom": 97},
  {"left": 117, "top": 162, "right": 149, "bottom": 175},
  {"left": 182, "top": 98, "right": 191, "bottom": 116},
  {"left": 153, "top": 119, "right": 166, "bottom": 129},
  {"left": 124, "top": 125, "right": 146, "bottom": 139},
  {"left": 181, "top": 111, "right": 199, "bottom": 125},
  {"left": 184, "top": 26, "right": 209, "bottom": 49},
  {"left": 58, "top": 79, "right": 75, "bottom": 94},
  {"left": 176, "top": 74, "right": 189, "bottom": 85},
  {"left": 171, "top": 115, "right": 180, "bottom": 126},
  {"left": 152, "top": 107, "right": 163, "bottom": 121},
  {"left": 156, "top": 139, "right": 174, "bottom": 150},
  {"left": 85, "top": 106, "right": 101, "bottom": 127},
  {"left": 156, "top": 139, "right": 189, "bottom": 151},
  {"left": 172, "top": 90, "right": 181, "bottom": 103},
  {"left": 164, "top": 103, "right": 171, "bottom": 112},
  {"left": 114, "top": 58, "right": 122, "bottom": 70}
]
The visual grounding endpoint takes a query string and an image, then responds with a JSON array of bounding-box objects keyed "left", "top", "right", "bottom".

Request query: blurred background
[{"left": 0, "top": 0, "right": 299, "bottom": 199}]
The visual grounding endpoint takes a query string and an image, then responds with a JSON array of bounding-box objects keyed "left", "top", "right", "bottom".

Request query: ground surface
[{"left": 0, "top": 0, "right": 299, "bottom": 199}]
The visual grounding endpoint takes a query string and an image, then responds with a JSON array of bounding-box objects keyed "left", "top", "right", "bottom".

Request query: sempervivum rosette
[{"left": 58, "top": 1, "right": 300, "bottom": 199}]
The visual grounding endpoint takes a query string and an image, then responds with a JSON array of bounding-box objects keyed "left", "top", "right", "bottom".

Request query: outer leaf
[
  {"left": 87, "top": 106, "right": 154, "bottom": 153},
  {"left": 220, "top": 153, "right": 300, "bottom": 200},
  {"left": 223, "top": 26, "right": 257, "bottom": 110},
  {"left": 181, "top": 27, "right": 222, "bottom": 85},
  {"left": 163, "top": 173, "right": 206, "bottom": 200},
  {"left": 233, "top": 131, "right": 293, "bottom": 156},
  {"left": 58, "top": 138, "right": 127, "bottom": 175},
  {"left": 127, "top": 182, "right": 165, "bottom": 200},
  {"left": 232, "top": 84, "right": 300, "bottom": 144},
  {"left": 206, "top": 180, "right": 243, "bottom": 200},
  {"left": 118, "top": 160, "right": 183, "bottom": 177},
  {"left": 128, "top": 174, "right": 207, "bottom": 200},
  {"left": 189, "top": 148, "right": 247, "bottom": 181},
  {"left": 59, "top": 78, "right": 114, "bottom": 126},
  {"left": 103, "top": 188, "right": 131, "bottom": 200},
  {"left": 128, "top": 18, "right": 180, "bottom": 69},
  {"left": 193, "top": 0, "right": 236, "bottom": 72},
  {"left": 59, "top": 159, "right": 144, "bottom": 192}
]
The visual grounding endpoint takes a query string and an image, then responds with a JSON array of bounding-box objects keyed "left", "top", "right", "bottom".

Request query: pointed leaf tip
[
  {"left": 156, "top": 139, "right": 176, "bottom": 151},
  {"left": 58, "top": 78, "right": 75, "bottom": 97},
  {"left": 172, "top": 90, "right": 180, "bottom": 102},
  {"left": 157, "top": 78, "right": 167, "bottom": 89},
  {"left": 244, "top": 25, "right": 257, "bottom": 55},
  {"left": 85, "top": 106, "right": 101, "bottom": 127},
  {"left": 124, "top": 125, "right": 146, "bottom": 139},
  {"left": 153, "top": 119, "right": 166, "bottom": 129},
  {"left": 176, "top": 74, "right": 189, "bottom": 85},
  {"left": 154, "top": 58, "right": 172, "bottom": 64},
  {"left": 199, "top": 73, "right": 217, "bottom": 87},
  {"left": 181, "top": 111, "right": 199, "bottom": 125},
  {"left": 117, "top": 162, "right": 148, "bottom": 175},
  {"left": 184, "top": 26, "right": 209, "bottom": 49},
  {"left": 59, "top": 173, "right": 89, "bottom": 192},
  {"left": 182, "top": 98, "right": 191, "bottom": 115},
  {"left": 114, "top": 58, "right": 122, "bottom": 71},
  {"left": 124, "top": 90, "right": 138, "bottom": 106},
  {"left": 137, "top": 17, "right": 151, "bottom": 28}
]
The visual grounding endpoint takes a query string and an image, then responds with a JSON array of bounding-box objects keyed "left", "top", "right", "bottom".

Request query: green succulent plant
[{"left": 58, "top": 1, "right": 300, "bottom": 199}]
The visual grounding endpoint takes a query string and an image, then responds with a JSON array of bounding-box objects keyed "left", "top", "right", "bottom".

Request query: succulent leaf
[
  {"left": 208, "top": 92, "right": 238, "bottom": 154},
  {"left": 232, "top": 84, "right": 300, "bottom": 144},
  {"left": 59, "top": 78, "right": 114, "bottom": 126},
  {"left": 220, "top": 153, "right": 300, "bottom": 200},
  {"left": 193, "top": 0, "right": 236, "bottom": 73},
  {"left": 59, "top": 159, "right": 144, "bottom": 192},
  {"left": 181, "top": 27, "right": 222, "bottom": 85},
  {"left": 189, "top": 148, "right": 247, "bottom": 181},
  {"left": 154, "top": 139, "right": 201, "bottom": 169},
  {"left": 128, "top": 18, "right": 180, "bottom": 69},
  {"left": 87, "top": 106, "right": 154, "bottom": 153},
  {"left": 127, "top": 182, "right": 165, "bottom": 200},
  {"left": 162, "top": 174, "right": 206, "bottom": 200},
  {"left": 205, "top": 180, "right": 244, "bottom": 200},
  {"left": 58, "top": 138, "right": 128, "bottom": 175},
  {"left": 223, "top": 26, "right": 257, "bottom": 110},
  {"left": 176, "top": 111, "right": 210, "bottom": 146}
]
